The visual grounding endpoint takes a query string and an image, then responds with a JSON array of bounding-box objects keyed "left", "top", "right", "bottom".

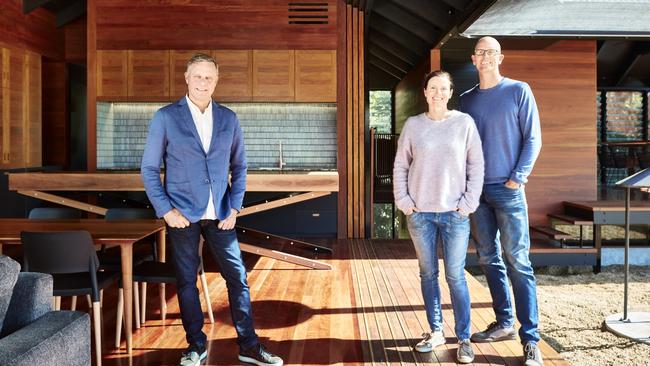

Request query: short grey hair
[{"left": 186, "top": 53, "right": 218, "bottom": 71}]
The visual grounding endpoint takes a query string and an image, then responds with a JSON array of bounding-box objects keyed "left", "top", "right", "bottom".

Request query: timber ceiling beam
[
  {"left": 368, "top": 57, "right": 404, "bottom": 80},
  {"left": 441, "top": 0, "right": 472, "bottom": 11},
  {"left": 387, "top": 0, "right": 453, "bottom": 30},
  {"left": 367, "top": 32, "right": 421, "bottom": 65},
  {"left": 373, "top": 1, "right": 441, "bottom": 43},
  {"left": 56, "top": 0, "right": 86, "bottom": 27},
  {"left": 23, "top": 0, "right": 50, "bottom": 14},
  {"left": 369, "top": 14, "right": 430, "bottom": 55},
  {"left": 368, "top": 43, "right": 412, "bottom": 74}
]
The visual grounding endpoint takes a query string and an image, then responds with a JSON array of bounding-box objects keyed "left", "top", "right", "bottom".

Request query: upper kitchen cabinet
[
  {"left": 213, "top": 50, "right": 252, "bottom": 102},
  {"left": 295, "top": 50, "right": 336, "bottom": 102},
  {"left": 96, "top": 50, "right": 128, "bottom": 99},
  {"left": 128, "top": 50, "right": 170, "bottom": 100},
  {"left": 252, "top": 50, "right": 295, "bottom": 102},
  {"left": 170, "top": 50, "right": 210, "bottom": 100},
  {"left": 0, "top": 46, "right": 41, "bottom": 169}
]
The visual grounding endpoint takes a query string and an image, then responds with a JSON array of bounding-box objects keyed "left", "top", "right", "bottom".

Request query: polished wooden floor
[{"left": 88, "top": 239, "right": 567, "bottom": 365}]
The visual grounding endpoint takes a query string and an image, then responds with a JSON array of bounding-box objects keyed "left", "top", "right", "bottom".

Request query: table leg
[
  {"left": 156, "top": 229, "right": 167, "bottom": 320},
  {"left": 120, "top": 244, "right": 134, "bottom": 354},
  {"left": 593, "top": 224, "right": 602, "bottom": 273}
]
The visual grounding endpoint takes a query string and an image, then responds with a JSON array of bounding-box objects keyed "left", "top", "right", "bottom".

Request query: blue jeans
[
  {"left": 167, "top": 220, "right": 259, "bottom": 349},
  {"left": 406, "top": 211, "right": 472, "bottom": 341},
  {"left": 470, "top": 183, "right": 540, "bottom": 344}
]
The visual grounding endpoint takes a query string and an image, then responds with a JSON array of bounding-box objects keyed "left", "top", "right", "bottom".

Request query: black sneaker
[
  {"left": 523, "top": 342, "right": 543, "bottom": 366},
  {"left": 179, "top": 343, "right": 207, "bottom": 366},
  {"left": 470, "top": 321, "right": 517, "bottom": 343},
  {"left": 238, "top": 343, "right": 283, "bottom": 366}
]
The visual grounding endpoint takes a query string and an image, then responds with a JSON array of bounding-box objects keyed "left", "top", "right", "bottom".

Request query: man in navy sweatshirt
[{"left": 459, "top": 36, "right": 543, "bottom": 366}]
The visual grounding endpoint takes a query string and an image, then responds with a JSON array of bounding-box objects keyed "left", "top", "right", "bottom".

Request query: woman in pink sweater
[{"left": 393, "top": 70, "right": 484, "bottom": 364}]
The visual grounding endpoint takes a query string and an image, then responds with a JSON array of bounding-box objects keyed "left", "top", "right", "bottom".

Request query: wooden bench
[
  {"left": 547, "top": 213, "right": 594, "bottom": 247},
  {"left": 547, "top": 213, "right": 593, "bottom": 226},
  {"left": 530, "top": 225, "right": 574, "bottom": 246}
]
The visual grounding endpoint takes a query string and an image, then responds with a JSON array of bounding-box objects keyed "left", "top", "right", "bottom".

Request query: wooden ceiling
[
  {"left": 357, "top": 0, "right": 496, "bottom": 89},
  {"left": 23, "top": 0, "right": 86, "bottom": 28}
]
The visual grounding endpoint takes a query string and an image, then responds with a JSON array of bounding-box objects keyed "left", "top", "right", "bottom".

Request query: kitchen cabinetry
[
  {"left": 252, "top": 50, "right": 295, "bottom": 101},
  {"left": 213, "top": 50, "right": 252, "bottom": 101},
  {"left": 128, "top": 50, "right": 170, "bottom": 99},
  {"left": 96, "top": 50, "right": 128, "bottom": 99},
  {"left": 0, "top": 46, "right": 41, "bottom": 168},
  {"left": 96, "top": 49, "right": 336, "bottom": 102},
  {"left": 295, "top": 50, "right": 336, "bottom": 102}
]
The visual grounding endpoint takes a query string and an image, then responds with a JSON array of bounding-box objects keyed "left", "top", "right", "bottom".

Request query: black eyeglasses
[{"left": 473, "top": 49, "right": 500, "bottom": 56}]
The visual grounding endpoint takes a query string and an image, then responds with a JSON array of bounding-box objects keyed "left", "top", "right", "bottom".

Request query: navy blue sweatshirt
[{"left": 459, "top": 77, "right": 542, "bottom": 185}]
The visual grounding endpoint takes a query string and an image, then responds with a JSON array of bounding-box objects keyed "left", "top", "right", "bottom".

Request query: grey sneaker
[
  {"left": 238, "top": 343, "right": 283, "bottom": 366},
  {"left": 414, "top": 331, "right": 445, "bottom": 353},
  {"left": 457, "top": 339, "right": 475, "bottom": 364},
  {"left": 470, "top": 321, "right": 517, "bottom": 343},
  {"left": 524, "top": 342, "right": 543, "bottom": 366},
  {"left": 179, "top": 343, "right": 207, "bottom": 366}
]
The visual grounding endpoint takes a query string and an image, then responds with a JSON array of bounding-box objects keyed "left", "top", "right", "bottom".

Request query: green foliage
[{"left": 370, "top": 90, "right": 392, "bottom": 134}]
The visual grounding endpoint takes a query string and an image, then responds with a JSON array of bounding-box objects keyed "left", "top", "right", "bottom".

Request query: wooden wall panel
[
  {"left": 394, "top": 54, "right": 430, "bottom": 133},
  {"left": 0, "top": 0, "right": 63, "bottom": 60},
  {"left": 23, "top": 51, "right": 41, "bottom": 167},
  {"left": 1, "top": 48, "right": 9, "bottom": 165},
  {"left": 345, "top": 4, "right": 353, "bottom": 238},
  {"left": 8, "top": 47, "right": 24, "bottom": 167},
  {"left": 96, "top": 50, "right": 128, "bottom": 98},
  {"left": 42, "top": 61, "right": 69, "bottom": 168},
  {"left": 64, "top": 16, "right": 87, "bottom": 64},
  {"left": 499, "top": 41, "right": 597, "bottom": 225},
  {"left": 87, "top": 0, "right": 97, "bottom": 171},
  {"left": 252, "top": 50, "right": 295, "bottom": 101},
  {"left": 213, "top": 50, "right": 253, "bottom": 102},
  {"left": 336, "top": 0, "right": 347, "bottom": 238},
  {"left": 343, "top": 6, "right": 366, "bottom": 238},
  {"left": 95, "top": 0, "right": 337, "bottom": 50},
  {"left": 295, "top": 50, "right": 337, "bottom": 102},
  {"left": 127, "top": 50, "right": 170, "bottom": 99}
]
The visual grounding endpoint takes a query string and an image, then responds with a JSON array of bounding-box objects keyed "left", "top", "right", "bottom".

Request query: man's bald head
[{"left": 475, "top": 36, "right": 501, "bottom": 52}]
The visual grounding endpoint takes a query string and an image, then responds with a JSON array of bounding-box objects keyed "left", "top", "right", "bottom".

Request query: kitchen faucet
[{"left": 278, "top": 140, "right": 287, "bottom": 170}]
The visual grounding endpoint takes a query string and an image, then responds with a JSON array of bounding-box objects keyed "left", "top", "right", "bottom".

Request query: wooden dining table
[{"left": 0, "top": 218, "right": 166, "bottom": 355}]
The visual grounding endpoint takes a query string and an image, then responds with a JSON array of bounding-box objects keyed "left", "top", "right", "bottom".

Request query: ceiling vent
[{"left": 288, "top": 2, "right": 329, "bottom": 25}]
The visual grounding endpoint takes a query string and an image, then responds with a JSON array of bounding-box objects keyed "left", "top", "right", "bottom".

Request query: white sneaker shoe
[
  {"left": 524, "top": 342, "right": 544, "bottom": 366},
  {"left": 414, "top": 331, "right": 445, "bottom": 352},
  {"left": 457, "top": 339, "right": 475, "bottom": 364}
]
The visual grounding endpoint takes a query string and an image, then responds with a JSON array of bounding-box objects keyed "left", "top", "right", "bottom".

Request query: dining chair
[
  {"left": 21, "top": 230, "right": 120, "bottom": 366},
  {"left": 28, "top": 207, "right": 82, "bottom": 311},
  {"left": 28, "top": 207, "right": 81, "bottom": 220},
  {"left": 108, "top": 208, "right": 215, "bottom": 348}
]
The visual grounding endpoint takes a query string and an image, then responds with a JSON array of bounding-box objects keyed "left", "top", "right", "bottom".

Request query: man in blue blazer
[{"left": 141, "top": 53, "right": 283, "bottom": 366}]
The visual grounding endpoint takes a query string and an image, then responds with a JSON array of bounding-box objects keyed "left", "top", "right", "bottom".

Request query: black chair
[
  {"left": 27, "top": 207, "right": 82, "bottom": 310},
  {"left": 108, "top": 208, "right": 215, "bottom": 348},
  {"left": 21, "top": 231, "right": 119, "bottom": 366},
  {"left": 28, "top": 207, "right": 81, "bottom": 220}
]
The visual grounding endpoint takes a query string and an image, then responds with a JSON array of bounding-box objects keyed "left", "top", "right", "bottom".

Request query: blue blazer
[{"left": 141, "top": 97, "right": 247, "bottom": 222}]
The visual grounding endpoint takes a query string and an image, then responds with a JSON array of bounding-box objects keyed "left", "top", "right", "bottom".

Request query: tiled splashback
[{"left": 97, "top": 102, "right": 337, "bottom": 170}]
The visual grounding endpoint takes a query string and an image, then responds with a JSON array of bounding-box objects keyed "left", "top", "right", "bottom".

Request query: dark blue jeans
[
  {"left": 470, "top": 183, "right": 540, "bottom": 344},
  {"left": 167, "top": 220, "right": 258, "bottom": 349}
]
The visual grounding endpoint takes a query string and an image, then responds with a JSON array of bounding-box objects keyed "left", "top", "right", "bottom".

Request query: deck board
[{"left": 92, "top": 238, "right": 566, "bottom": 365}]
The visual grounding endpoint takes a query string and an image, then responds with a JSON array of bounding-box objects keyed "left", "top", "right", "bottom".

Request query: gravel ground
[{"left": 473, "top": 266, "right": 650, "bottom": 366}]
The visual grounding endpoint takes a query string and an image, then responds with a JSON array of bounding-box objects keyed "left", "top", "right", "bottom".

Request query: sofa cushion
[
  {"left": 0, "top": 311, "right": 90, "bottom": 366},
  {"left": 0, "top": 256, "right": 20, "bottom": 332},
  {"left": 1, "top": 272, "right": 53, "bottom": 337}
]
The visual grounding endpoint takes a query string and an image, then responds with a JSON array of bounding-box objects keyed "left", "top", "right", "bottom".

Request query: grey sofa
[{"left": 0, "top": 255, "right": 91, "bottom": 366}]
